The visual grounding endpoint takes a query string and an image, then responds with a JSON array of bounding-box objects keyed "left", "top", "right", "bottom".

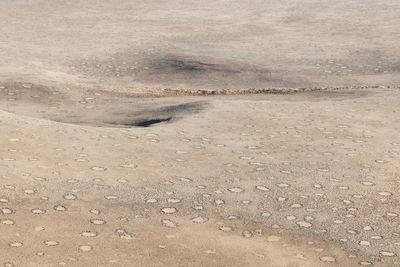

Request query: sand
[{"left": 1, "top": 1, "right": 400, "bottom": 266}]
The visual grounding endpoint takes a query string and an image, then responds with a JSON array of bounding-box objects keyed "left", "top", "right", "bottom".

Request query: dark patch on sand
[
  {"left": 0, "top": 81, "right": 209, "bottom": 128},
  {"left": 129, "top": 117, "right": 172, "bottom": 127},
  {"left": 71, "top": 50, "right": 306, "bottom": 89},
  {"left": 146, "top": 55, "right": 241, "bottom": 75},
  {"left": 108, "top": 102, "right": 207, "bottom": 127}
]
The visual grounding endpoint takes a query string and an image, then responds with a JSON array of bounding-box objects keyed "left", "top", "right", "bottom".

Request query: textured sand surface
[
  {"left": 1, "top": 0, "right": 399, "bottom": 93},
  {"left": 1, "top": 1, "right": 400, "bottom": 266},
  {"left": 1, "top": 83, "right": 400, "bottom": 266}
]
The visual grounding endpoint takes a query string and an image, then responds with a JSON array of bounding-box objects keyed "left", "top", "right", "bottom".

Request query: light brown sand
[
  {"left": 1, "top": 83, "right": 399, "bottom": 266},
  {"left": 1, "top": 1, "right": 400, "bottom": 266}
]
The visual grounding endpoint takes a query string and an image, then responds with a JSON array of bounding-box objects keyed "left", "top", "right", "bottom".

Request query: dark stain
[
  {"left": 71, "top": 50, "right": 305, "bottom": 89},
  {"left": 106, "top": 101, "right": 208, "bottom": 128},
  {"left": 0, "top": 81, "right": 210, "bottom": 128},
  {"left": 129, "top": 117, "right": 172, "bottom": 127},
  {"left": 145, "top": 102, "right": 206, "bottom": 115},
  {"left": 148, "top": 55, "right": 241, "bottom": 75}
]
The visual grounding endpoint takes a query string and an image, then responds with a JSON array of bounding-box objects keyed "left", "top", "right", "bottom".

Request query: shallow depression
[{"left": 0, "top": 82, "right": 209, "bottom": 128}]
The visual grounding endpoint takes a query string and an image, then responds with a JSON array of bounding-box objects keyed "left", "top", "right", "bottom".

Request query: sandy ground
[
  {"left": 1, "top": 1, "right": 400, "bottom": 266},
  {"left": 1, "top": 83, "right": 399, "bottom": 266},
  {"left": 1, "top": 0, "right": 399, "bottom": 92}
]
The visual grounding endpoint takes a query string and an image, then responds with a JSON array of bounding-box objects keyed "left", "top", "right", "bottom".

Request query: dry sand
[
  {"left": 1, "top": 83, "right": 400, "bottom": 266},
  {"left": 1, "top": 0, "right": 399, "bottom": 92},
  {"left": 0, "top": 1, "right": 400, "bottom": 266}
]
